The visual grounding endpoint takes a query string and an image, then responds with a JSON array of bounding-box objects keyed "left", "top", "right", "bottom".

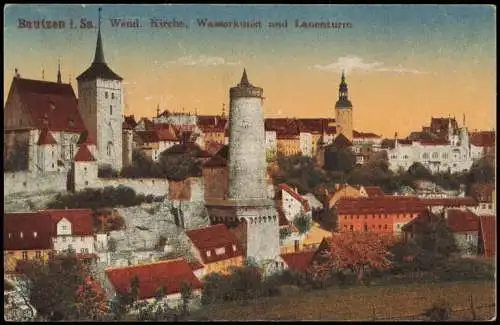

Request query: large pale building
[{"left": 77, "top": 9, "right": 124, "bottom": 172}]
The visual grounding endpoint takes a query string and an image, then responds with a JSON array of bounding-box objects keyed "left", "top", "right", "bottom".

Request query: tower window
[
  {"left": 105, "top": 92, "right": 108, "bottom": 99},
  {"left": 107, "top": 142, "right": 113, "bottom": 156},
  {"left": 111, "top": 93, "right": 115, "bottom": 99},
  {"left": 110, "top": 105, "right": 113, "bottom": 115}
]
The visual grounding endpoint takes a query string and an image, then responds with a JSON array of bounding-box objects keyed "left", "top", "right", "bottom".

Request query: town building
[
  {"left": 352, "top": 130, "right": 383, "bottom": 165},
  {"left": 469, "top": 130, "right": 495, "bottom": 159},
  {"left": 327, "top": 184, "right": 362, "bottom": 210},
  {"left": 202, "top": 145, "right": 229, "bottom": 201},
  {"left": 469, "top": 183, "right": 495, "bottom": 216},
  {"left": 279, "top": 183, "right": 312, "bottom": 222},
  {"left": 134, "top": 126, "right": 179, "bottom": 161},
  {"left": 445, "top": 209, "right": 480, "bottom": 256},
  {"left": 478, "top": 215, "right": 496, "bottom": 259},
  {"left": 359, "top": 186, "right": 385, "bottom": 198},
  {"left": 419, "top": 196, "right": 478, "bottom": 214},
  {"left": 334, "top": 196, "right": 428, "bottom": 235},
  {"left": 4, "top": 209, "right": 108, "bottom": 273},
  {"left": 185, "top": 224, "right": 244, "bottom": 276},
  {"left": 104, "top": 258, "right": 203, "bottom": 309},
  {"left": 384, "top": 117, "right": 474, "bottom": 174}
]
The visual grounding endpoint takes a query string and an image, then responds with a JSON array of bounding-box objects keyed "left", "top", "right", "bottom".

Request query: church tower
[
  {"left": 77, "top": 8, "right": 124, "bottom": 172},
  {"left": 335, "top": 71, "right": 353, "bottom": 142}
]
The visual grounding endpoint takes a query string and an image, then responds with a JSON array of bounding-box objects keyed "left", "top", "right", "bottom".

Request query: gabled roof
[
  {"left": 44, "top": 209, "right": 95, "bottom": 236},
  {"left": 7, "top": 77, "right": 86, "bottom": 132},
  {"left": 185, "top": 224, "right": 243, "bottom": 264},
  {"left": 136, "top": 129, "right": 178, "bottom": 143},
  {"left": 37, "top": 128, "right": 58, "bottom": 145},
  {"left": 478, "top": 215, "right": 496, "bottom": 258},
  {"left": 74, "top": 144, "right": 96, "bottom": 162},
  {"left": 4, "top": 212, "right": 53, "bottom": 251},
  {"left": 446, "top": 209, "right": 479, "bottom": 233},
  {"left": 279, "top": 183, "right": 310, "bottom": 212},
  {"left": 204, "top": 142, "right": 225, "bottom": 156},
  {"left": 401, "top": 209, "right": 441, "bottom": 232},
  {"left": 280, "top": 250, "right": 317, "bottom": 272},
  {"left": 470, "top": 183, "right": 495, "bottom": 203},
  {"left": 330, "top": 133, "right": 353, "bottom": 148},
  {"left": 197, "top": 115, "right": 227, "bottom": 132},
  {"left": 123, "top": 115, "right": 137, "bottom": 129},
  {"left": 429, "top": 117, "right": 458, "bottom": 135},
  {"left": 164, "top": 142, "right": 212, "bottom": 158},
  {"left": 105, "top": 259, "right": 203, "bottom": 300}
]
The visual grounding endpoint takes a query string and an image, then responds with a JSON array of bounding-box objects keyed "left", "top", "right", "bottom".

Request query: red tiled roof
[
  {"left": 479, "top": 215, "right": 496, "bottom": 258},
  {"left": 37, "top": 128, "right": 58, "bottom": 145},
  {"left": 8, "top": 78, "right": 86, "bottom": 132},
  {"left": 353, "top": 130, "right": 381, "bottom": 139},
  {"left": 330, "top": 133, "right": 353, "bottom": 148},
  {"left": 279, "top": 183, "right": 311, "bottom": 212},
  {"left": 44, "top": 209, "right": 95, "bottom": 236},
  {"left": 185, "top": 224, "right": 243, "bottom": 264},
  {"left": 4, "top": 212, "right": 53, "bottom": 250},
  {"left": 420, "top": 197, "right": 477, "bottom": 207},
  {"left": 197, "top": 115, "right": 227, "bottom": 132},
  {"left": 281, "top": 251, "right": 316, "bottom": 272},
  {"left": 336, "top": 196, "right": 427, "bottom": 215},
  {"left": 470, "top": 184, "right": 495, "bottom": 203},
  {"left": 74, "top": 144, "right": 96, "bottom": 162},
  {"left": 202, "top": 154, "right": 227, "bottom": 168},
  {"left": 137, "top": 117, "right": 154, "bottom": 130},
  {"left": 469, "top": 131, "right": 495, "bottom": 147},
  {"left": 188, "top": 260, "right": 205, "bottom": 271},
  {"left": 401, "top": 210, "right": 441, "bottom": 232},
  {"left": 362, "top": 186, "right": 385, "bottom": 197},
  {"left": 77, "top": 131, "right": 95, "bottom": 145},
  {"left": 105, "top": 259, "right": 203, "bottom": 300},
  {"left": 446, "top": 209, "right": 479, "bottom": 233},
  {"left": 136, "top": 129, "right": 178, "bottom": 143}
]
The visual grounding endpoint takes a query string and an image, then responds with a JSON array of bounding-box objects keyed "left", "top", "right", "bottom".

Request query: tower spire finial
[
  {"left": 93, "top": 8, "right": 105, "bottom": 64},
  {"left": 240, "top": 68, "right": 250, "bottom": 86},
  {"left": 57, "top": 58, "right": 61, "bottom": 83}
]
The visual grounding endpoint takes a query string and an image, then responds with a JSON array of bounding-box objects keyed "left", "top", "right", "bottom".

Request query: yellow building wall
[
  {"left": 5, "top": 249, "right": 52, "bottom": 273},
  {"left": 328, "top": 185, "right": 361, "bottom": 209},
  {"left": 280, "top": 225, "right": 332, "bottom": 254},
  {"left": 277, "top": 139, "right": 301, "bottom": 156},
  {"left": 204, "top": 256, "right": 244, "bottom": 275}
]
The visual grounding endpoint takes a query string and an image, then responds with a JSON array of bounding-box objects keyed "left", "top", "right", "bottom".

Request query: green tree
[
  {"left": 180, "top": 282, "right": 193, "bottom": 317},
  {"left": 324, "top": 147, "right": 356, "bottom": 173},
  {"left": 158, "top": 150, "right": 202, "bottom": 181},
  {"left": 293, "top": 212, "right": 312, "bottom": 235},
  {"left": 408, "top": 162, "right": 433, "bottom": 180}
]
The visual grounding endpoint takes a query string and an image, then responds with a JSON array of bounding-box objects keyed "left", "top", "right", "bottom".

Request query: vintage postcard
[{"left": 3, "top": 4, "right": 496, "bottom": 321}]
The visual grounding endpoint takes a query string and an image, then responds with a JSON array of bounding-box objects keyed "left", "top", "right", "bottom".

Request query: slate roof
[
  {"left": 44, "top": 209, "right": 95, "bottom": 236},
  {"left": 105, "top": 259, "right": 203, "bottom": 300},
  {"left": 136, "top": 129, "right": 178, "bottom": 143},
  {"left": 185, "top": 224, "right": 243, "bottom": 264},
  {"left": 7, "top": 77, "right": 86, "bottom": 132}
]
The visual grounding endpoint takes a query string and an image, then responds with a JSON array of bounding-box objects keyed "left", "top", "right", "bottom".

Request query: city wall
[
  {"left": 94, "top": 178, "right": 170, "bottom": 197},
  {"left": 4, "top": 171, "right": 67, "bottom": 196}
]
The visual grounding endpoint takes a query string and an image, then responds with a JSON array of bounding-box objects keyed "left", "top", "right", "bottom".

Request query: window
[
  {"left": 22, "top": 251, "right": 28, "bottom": 260},
  {"left": 384, "top": 224, "right": 388, "bottom": 229},
  {"left": 62, "top": 236, "right": 67, "bottom": 242},
  {"left": 69, "top": 144, "right": 74, "bottom": 158},
  {"left": 442, "top": 153, "right": 448, "bottom": 159},
  {"left": 8, "top": 233, "right": 12, "bottom": 238},
  {"left": 35, "top": 251, "right": 42, "bottom": 259},
  {"left": 20, "top": 232, "right": 23, "bottom": 239},
  {"left": 397, "top": 224, "right": 401, "bottom": 229},
  {"left": 33, "top": 232, "right": 37, "bottom": 238},
  {"left": 61, "top": 225, "right": 67, "bottom": 231},
  {"left": 378, "top": 225, "right": 382, "bottom": 229},
  {"left": 81, "top": 237, "right": 85, "bottom": 242},
  {"left": 232, "top": 244, "right": 237, "bottom": 251},
  {"left": 349, "top": 225, "right": 354, "bottom": 231},
  {"left": 105, "top": 92, "right": 108, "bottom": 99},
  {"left": 111, "top": 93, "right": 115, "bottom": 99},
  {"left": 215, "top": 247, "right": 226, "bottom": 255},
  {"left": 206, "top": 251, "right": 211, "bottom": 257},
  {"left": 422, "top": 153, "right": 429, "bottom": 159},
  {"left": 356, "top": 215, "right": 359, "bottom": 219},
  {"left": 107, "top": 142, "right": 113, "bottom": 156},
  {"left": 110, "top": 105, "right": 113, "bottom": 115},
  {"left": 432, "top": 152, "right": 439, "bottom": 159}
]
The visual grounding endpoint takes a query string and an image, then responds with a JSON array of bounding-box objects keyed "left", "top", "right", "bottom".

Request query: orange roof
[
  {"left": 37, "top": 128, "right": 58, "bottom": 145},
  {"left": 336, "top": 196, "right": 427, "bottom": 215},
  {"left": 362, "top": 186, "right": 385, "bottom": 197},
  {"left": 185, "top": 224, "right": 243, "bottom": 264},
  {"left": 479, "top": 215, "right": 496, "bottom": 258},
  {"left": 470, "top": 131, "right": 495, "bottom": 147},
  {"left": 74, "top": 144, "right": 96, "bottom": 162},
  {"left": 446, "top": 209, "right": 479, "bottom": 233},
  {"left": 105, "top": 259, "right": 203, "bottom": 300},
  {"left": 188, "top": 260, "right": 205, "bottom": 271},
  {"left": 280, "top": 250, "right": 316, "bottom": 272}
]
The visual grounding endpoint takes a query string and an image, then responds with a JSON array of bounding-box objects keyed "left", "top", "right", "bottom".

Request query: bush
[{"left": 434, "top": 258, "right": 495, "bottom": 282}]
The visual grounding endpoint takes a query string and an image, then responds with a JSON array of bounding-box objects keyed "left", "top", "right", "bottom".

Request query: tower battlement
[{"left": 229, "top": 69, "right": 263, "bottom": 99}]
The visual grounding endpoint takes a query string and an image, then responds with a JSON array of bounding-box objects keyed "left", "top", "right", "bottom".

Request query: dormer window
[
  {"left": 206, "top": 250, "right": 211, "bottom": 257},
  {"left": 50, "top": 102, "right": 56, "bottom": 111},
  {"left": 215, "top": 247, "right": 226, "bottom": 255},
  {"left": 33, "top": 232, "right": 38, "bottom": 238},
  {"left": 232, "top": 244, "right": 237, "bottom": 252},
  {"left": 20, "top": 232, "right": 24, "bottom": 239}
]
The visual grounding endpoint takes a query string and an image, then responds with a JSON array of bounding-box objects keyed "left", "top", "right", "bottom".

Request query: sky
[{"left": 4, "top": 4, "right": 496, "bottom": 138}]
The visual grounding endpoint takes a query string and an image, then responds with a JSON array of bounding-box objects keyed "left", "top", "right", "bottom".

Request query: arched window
[
  {"left": 422, "top": 153, "right": 429, "bottom": 159},
  {"left": 107, "top": 142, "right": 113, "bottom": 156},
  {"left": 110, "top": 105, "right": 113, "bottom": 115},
  {"left": 432, "top": 152, "right": 439, "bottom": 159}
]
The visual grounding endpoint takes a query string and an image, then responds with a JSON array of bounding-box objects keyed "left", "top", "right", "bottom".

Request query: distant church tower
[
  {"left": 77, "top": 8, "right": 124, "bottom": 172},
  {"left": 335, "top": 71, "right": 353, "bottom": 142},
  {"left": 206, "top": 69, "right": 280, "bottom": 268}
]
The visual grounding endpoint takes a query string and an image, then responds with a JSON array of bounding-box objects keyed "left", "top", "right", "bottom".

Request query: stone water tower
[{"left": 206, "top": 70, "right": 280, "bottom": 265}]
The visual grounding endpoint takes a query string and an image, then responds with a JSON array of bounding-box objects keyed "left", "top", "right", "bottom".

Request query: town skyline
[{"left": 4, "top": 4, "right": 496, "bottom": 138}]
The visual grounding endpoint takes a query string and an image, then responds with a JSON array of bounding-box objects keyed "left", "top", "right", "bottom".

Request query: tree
[
  {"left": 22, "top": 251, "right": 104, "bottom": 321},
  {"left": 180, "top": 282, "right": 193, "bottom": 317},
  {"left": 279, "top": 227, "right": 292, "bottom": 241},
  {"left": 467, "top": 155, "right": 495, "bottom": 186},
  {"left": 158, "top": 149, "right": 202, "bottom": 181},
  {"left": 408, "top": 162, "right": 433, "bottom": 180},
  {"left": 293, "top": 212, "right": 312, "bottom": 235},
  {"left": 324, "top": 147, "right": 356, "bottom": 173},
  {"left": 309, "top": 232, "right": 396, "bottom": 285},
  {"left": 74, "top": 276, "right": 109, "bottom": 320},
  {"left": 4, "top": 139, "right": 29, "bottom": 171}
]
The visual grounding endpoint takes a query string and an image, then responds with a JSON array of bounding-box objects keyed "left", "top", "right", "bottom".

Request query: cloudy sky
[{"left": 4, "top": 4, "right": 496, "bottom": 137}]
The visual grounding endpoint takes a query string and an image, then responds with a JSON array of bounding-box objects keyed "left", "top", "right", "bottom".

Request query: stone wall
[
  {"left": 97, "top": 178, "right": 169, "bottom": 196},
  {"left": 4, "top": 171, "right": 67, "bottom": 196},
  {"left": 168, "top": 177, "right": 204, "bottom": 202}
]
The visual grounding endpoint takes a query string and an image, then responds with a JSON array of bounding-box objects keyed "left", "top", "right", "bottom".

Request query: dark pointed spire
[
  {"left": 240, "top": 68, "right": 250, "bottom": 86},
  {"left": 93, "top": 8, "right": 105, "bottom": 64},
  {"left": 57, "top": 58, "right": 61, "bottom": 83},
  {"left": 335, "top": 71, "right": 352, "bottom": 109}
]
